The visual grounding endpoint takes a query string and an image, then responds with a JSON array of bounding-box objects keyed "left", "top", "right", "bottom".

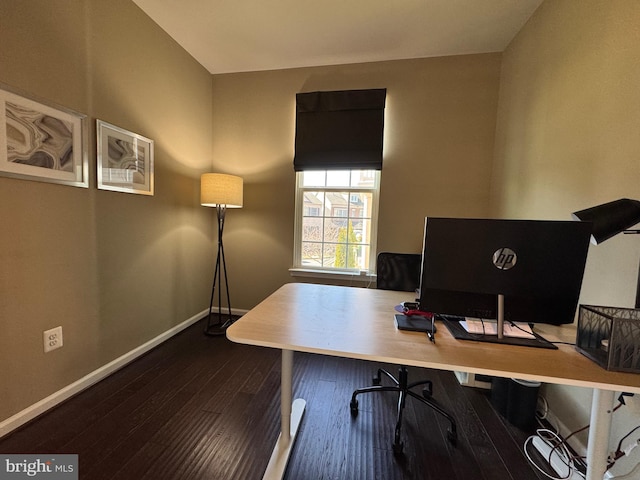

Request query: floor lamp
[
  {"left": 201, "top": 173, "right": 243, "bottom": 336},
  {"left": 572, "top": 198, "right": 640, "bottom": 308}
]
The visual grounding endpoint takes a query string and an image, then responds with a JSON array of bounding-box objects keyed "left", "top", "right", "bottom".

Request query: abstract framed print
[
  {"left": 0, "top": 83, "right": 88, "bottom": 188},
  {"left": 96, "top": 119, "right": 154, "bottom": 196}
]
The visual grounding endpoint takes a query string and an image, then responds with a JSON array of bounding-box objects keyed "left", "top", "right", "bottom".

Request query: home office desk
[{"left": 226, "top": 283, "right": 640, "bottom": 480}]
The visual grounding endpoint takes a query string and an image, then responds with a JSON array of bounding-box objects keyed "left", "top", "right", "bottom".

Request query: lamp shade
[
  {"left": 200, "top": 173, "right": 243, "bottom": 208},
  {"left": 572, "top": 198, "right": 640, "bottom": 244}
]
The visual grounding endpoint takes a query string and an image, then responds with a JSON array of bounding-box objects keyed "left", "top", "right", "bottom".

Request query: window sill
[{"left": 289, "top": 268, "right": 376, "bottom": 284}]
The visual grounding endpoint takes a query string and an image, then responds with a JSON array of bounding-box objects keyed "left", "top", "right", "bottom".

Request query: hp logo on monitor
[{"left": 493, "top": 248, "right": 517, "bottom": 270}]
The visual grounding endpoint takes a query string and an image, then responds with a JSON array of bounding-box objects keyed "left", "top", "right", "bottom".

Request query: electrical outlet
[{"left": 43, "top": 326, "right": 63, "bottom": 353}]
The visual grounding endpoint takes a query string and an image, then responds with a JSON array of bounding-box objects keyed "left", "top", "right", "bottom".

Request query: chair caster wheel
[
  {"left": 393, "top": 427, "right": 404, "bottom": 455},
  {"left": 392, "top": 441, "right": 404, "bottom": 455},
  {"left": 350, "top": 399, "right": 359, "bottom": 417},
  {"left": 447, "top": 429, "right": 457, "bottom": 446},
  {"left": 422, "top": 381, "right": 433, "bottom": 399}
]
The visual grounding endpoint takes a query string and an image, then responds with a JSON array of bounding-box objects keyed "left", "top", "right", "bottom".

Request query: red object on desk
[{"left": 403, "top": 309, "right": 433, "bottom": 319}]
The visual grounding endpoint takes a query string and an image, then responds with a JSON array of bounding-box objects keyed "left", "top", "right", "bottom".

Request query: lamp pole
[
  {"left": 200, "top": 173, "right": 243, "bottom": 336},
  {"left": 205, "top": 204, "right": 234, "bottom": 336}
]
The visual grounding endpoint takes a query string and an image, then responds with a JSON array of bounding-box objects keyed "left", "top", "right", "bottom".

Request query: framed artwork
[
  {"left": 97, "top": 120, "right": 154, "bottom": 196},
  {"left": 0, "top": 83, "right": 88, "bottom": 188}
]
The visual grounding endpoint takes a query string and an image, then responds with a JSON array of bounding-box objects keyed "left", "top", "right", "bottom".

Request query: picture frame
[
  {"left": 96, "top": 119, "right": 154, "bottom": 196},
  {"left": 0, "top": 83, "right": 88, "bottom": 188}
]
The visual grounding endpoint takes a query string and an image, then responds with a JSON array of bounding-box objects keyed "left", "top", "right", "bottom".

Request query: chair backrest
[{"left": 376, "top": 252, "right": 422, "bottom": 292}]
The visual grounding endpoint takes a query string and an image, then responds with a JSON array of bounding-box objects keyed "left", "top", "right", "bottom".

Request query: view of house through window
[{"left": 294, "top": 169, "right": 380, "bottom": 272}]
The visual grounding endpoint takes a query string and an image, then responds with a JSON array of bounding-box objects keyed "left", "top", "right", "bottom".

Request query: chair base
[{"left": 350, "top": 366, "right": 457, "bottom": 454}]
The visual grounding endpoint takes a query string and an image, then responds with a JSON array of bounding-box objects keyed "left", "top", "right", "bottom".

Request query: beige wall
[
  {"left": 212, "top": 55, "right": 502, "bottom": 308},
  {"left": 0, "top": 0, "right": 501, "bottom": 431},
  {"left": 0, "top": 0, "right": 213, "bottom": 423},
  {"left": 6, "top": 0, "right": 633, "bottom": 454},
  {"left": 493, "top": 0, "right": 640, "bottom": 449}
]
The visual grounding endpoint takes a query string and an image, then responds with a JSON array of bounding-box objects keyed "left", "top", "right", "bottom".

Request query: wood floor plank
[
  {"left": 462, "top": 382, "right": 542, "bottom": 480},
  {"left": 401, "top": 367, "right": 475, "bottom": 480},
  {"left": 436, "top": 368, "right": 511, "bottom": 479},
  {"left": 0, "top": 318, "right": 549, "bottom": 480}
]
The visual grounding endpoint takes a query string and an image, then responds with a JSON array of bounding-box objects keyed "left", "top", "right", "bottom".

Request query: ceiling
[{"left": 132, "top": 0, "right": 543, "bottom": 75}]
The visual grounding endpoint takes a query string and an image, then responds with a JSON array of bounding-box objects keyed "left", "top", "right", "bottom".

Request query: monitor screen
[{"left": 419, "top": 217, "right": 592, "bottom": 327}]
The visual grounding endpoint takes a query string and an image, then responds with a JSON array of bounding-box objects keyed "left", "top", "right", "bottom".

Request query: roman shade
[{"left": 294, "top": 88, "right": 386, "bottom": 171}]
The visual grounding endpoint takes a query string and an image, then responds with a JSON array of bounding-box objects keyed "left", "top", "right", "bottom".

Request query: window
[
  {"left": 292, "top": 89, "right": 386, "bottom": 277},
  {"left": 293, "top": 169, "right": 380, "bottom": 273}
]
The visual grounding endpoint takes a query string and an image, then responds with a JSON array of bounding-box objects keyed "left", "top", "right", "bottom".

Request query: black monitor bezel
[{"left": 418, "top": 217, "right": 592, "bottom": 327}]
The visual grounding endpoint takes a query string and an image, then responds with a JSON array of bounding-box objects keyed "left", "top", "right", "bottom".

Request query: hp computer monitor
[{"left": 419, "top": 217, "right": 592, "bottom": 348}]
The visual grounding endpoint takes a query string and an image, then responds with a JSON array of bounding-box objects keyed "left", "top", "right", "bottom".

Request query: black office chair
[{"left": 350, "top": 252, "right": 457, "bottom": 454}]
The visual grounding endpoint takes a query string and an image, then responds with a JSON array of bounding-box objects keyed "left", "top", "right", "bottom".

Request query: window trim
[
  {"left": 292, "top": 170, "right": 380, "bottom": 275},
  {"left": 288, "top": 267, "right": 377, "bottom": 285}
]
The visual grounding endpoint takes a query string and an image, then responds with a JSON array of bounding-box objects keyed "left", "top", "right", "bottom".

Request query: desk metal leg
[
  {"left": 262, "top": 349, "right": 306, "bottom": 480},
  {"left": 585, "top": 388, "right": 614, "bottom": 480}
]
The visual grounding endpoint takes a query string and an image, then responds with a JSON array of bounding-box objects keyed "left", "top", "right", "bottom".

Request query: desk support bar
[
  {"left": 282, "top": 349, "right": 293, "bottom": 442},
  {"left": 585, "top": 388, "right": 614, "bottom": 480},
  {"left": 262, "top": 349, "right": 306, "bottom": 480}
]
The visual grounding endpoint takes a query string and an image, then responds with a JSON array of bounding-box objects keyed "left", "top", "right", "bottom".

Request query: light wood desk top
[{"left": 227, "top": 282, "right": 640, "bottom": 394}]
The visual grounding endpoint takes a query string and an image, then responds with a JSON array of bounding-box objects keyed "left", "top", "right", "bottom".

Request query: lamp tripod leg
[
  {"left": 204, "top": 205, "right": 235, "bottom": 336},
  {"left": 218, "top": 240, "right": 234, "bottom": 330}
]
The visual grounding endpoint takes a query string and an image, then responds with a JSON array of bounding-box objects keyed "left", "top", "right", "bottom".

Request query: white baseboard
[
  {"left": 454, "top": 371, "right": 492, "bottom": 389},
  {"left": 0, "top": 307, "right": 246, "bottom": 439}
]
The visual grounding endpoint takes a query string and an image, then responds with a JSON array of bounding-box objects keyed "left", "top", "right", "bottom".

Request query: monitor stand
[
  {"left": 497, "top": 293, "right": 505, "bottom": 340},
  {"left": 437, "top": 292, "right": 557, "bottom": 350},
  {"left": 439, "top": 315, "right": 557, "bottom": 349},
  {"left": 438, "top": 292, "right": 558, "bottom": 349},
  {"left": 493, "top": 292, "right": 556, "bottom": 349}
]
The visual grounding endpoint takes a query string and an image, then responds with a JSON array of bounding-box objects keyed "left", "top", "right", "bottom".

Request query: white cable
[
  {"left": 540, "top": 429, "right": 585, "bottom": 479},
  {"left": 524, "top": 429, "right": 585, "bottom": 480},
  {"left": 524, "top": 435, "right": 566, "bottom": 480},
  {"left": 537, "top": 394, "right": 550, "bottom": 420},
  {"left": 534, "top": 397, "right": 561, "bottom": 437}
]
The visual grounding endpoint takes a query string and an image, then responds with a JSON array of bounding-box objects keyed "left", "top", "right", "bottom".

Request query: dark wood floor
[{"left": 0, "top": 317, "right": 548, "bottom": 479}]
